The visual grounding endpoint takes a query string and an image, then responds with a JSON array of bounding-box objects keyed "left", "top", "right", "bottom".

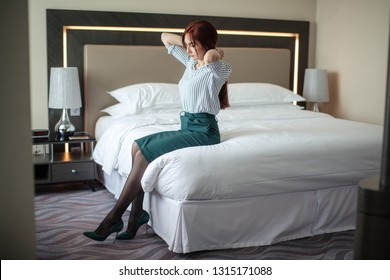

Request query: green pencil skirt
[{"left": 135, "top": 112, "right": 220, "bottom": 163}]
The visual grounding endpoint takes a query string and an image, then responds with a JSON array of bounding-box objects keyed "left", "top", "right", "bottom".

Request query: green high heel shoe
[
  {"left": 83, "top": 219, "right": 124, "bottom": 242},
  {"left": 117, "top": 210, "right": 150, "bottom": 240}
]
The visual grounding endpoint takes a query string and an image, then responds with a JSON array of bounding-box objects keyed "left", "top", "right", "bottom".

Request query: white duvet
[{"left": 93, "top": 105, "right": 382, "bottom": 201}]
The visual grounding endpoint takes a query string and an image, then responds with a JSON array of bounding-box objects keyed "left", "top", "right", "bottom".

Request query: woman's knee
[
  {"left": 134, "top": 150, "right": 147, "bottom": 163},
  {"left": 132, "top": 142, "right": 140, "bottom": 153},
  {"left": 132, "top": 142, "right": 149, "bottom": 168},
  {"left": 132, "top": 142, "right": 142, "bottom": 160}
]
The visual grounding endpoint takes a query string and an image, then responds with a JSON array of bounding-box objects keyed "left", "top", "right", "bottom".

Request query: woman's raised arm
[{"left": 161, "top": 33, "right": 183, "bottom": 47}]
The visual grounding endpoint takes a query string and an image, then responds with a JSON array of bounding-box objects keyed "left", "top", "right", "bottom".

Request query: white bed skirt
[{"left": 99, "top": 168, "right": 357, "bottom": 254}]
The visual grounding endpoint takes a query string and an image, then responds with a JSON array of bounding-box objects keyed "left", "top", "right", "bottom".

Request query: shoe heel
[
  {"left": 145, "top": 224, "right": 149, "bottom": 235},
  {"left": 113, "top": 231, "right": 119, "bottom": 244}
]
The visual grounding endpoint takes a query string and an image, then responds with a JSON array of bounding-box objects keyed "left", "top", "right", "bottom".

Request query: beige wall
[
  {"left": 316, "top": 0, "right": 390, "bottom": 124},
  {"left": 28, "top": 0, "right": 317, "bottom": 130}
]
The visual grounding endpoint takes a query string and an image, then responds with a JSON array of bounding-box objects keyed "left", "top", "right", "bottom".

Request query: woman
[{"left": 83, "top": 20, "right": 232, "bottom": 242}]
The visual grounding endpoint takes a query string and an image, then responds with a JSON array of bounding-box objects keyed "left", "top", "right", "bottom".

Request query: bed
[
  {"left": 91, "top": 82, "right": 382, "bottom": 253},
  {"left": 46, "top": 10, "right": 383, "bottom": 253}
]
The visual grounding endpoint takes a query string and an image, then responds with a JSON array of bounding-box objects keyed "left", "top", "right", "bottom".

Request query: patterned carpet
[{"left": 35, "top": 184, "right": 355, "bottom": 260}]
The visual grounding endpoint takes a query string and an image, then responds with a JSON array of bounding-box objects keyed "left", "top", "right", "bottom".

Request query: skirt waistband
[{"left": 180, "top": 111, "right": 215, "bottom": 119}]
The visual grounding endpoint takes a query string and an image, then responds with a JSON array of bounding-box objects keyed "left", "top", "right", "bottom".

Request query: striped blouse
[{"left": 167, "top": 45, "right": 232, "bottom": 115}]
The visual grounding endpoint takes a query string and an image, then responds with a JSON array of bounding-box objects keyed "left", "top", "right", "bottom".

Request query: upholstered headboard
[
  {"left": 46, "top": 9, "right": 309, "bottom": 135},
  {"left": 83, "top": 45, "right": 291, "bottom": 135}
]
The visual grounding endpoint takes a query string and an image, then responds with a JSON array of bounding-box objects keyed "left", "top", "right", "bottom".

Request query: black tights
[{"left": 94, "top": 142, "right": 149, "bottom": 235}]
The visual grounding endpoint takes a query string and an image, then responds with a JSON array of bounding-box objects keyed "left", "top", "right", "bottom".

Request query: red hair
[{"left": 182, "top": 20, "right": 230, "bottom": 110}]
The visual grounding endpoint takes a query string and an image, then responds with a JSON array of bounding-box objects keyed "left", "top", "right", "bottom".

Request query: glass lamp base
[
  {"left": 54, "top": 108, "right": 75, "bottom": 140},
  {"left": 312, "top": 103, "right": 320, "bottom": 112}
]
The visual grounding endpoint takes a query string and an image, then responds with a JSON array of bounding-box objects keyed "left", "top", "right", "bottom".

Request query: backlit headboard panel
[{"left": 47, "top": 9, "right": 309, "bottom": 133}]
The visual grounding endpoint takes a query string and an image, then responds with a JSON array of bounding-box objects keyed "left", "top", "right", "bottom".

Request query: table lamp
[
  {"left": 303, "top": 69, "right": 329, "bottom": 112},
  {"left": 48, "top": 67, "right": 82, "bottom": 140}
]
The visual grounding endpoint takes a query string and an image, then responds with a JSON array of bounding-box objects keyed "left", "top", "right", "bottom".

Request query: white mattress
[{"left": 94, "top": 105, "right": 382, "bottom": 201}]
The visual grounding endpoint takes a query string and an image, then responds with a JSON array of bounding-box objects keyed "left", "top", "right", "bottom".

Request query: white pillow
[
  {"left": 108, "top": 83, "right": 181, "bottom": 114},
  {"left": 101, "top": 103, "right": 131, "bottom": 117},
  {"left": 228, "top": 83, "right": 305, "bottom": 106}
]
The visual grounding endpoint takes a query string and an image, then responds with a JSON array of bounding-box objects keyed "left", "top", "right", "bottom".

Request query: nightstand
[{"left": 32, "top": 134, "right": 99, "bottom": 190}]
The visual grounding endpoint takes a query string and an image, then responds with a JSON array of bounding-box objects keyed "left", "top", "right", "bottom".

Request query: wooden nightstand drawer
[
  {"left": 32, "top": 135, "right": 97, "bottom": 189},
  {"left": 51, "top": 162, "right": 95, "bottom": 182}
]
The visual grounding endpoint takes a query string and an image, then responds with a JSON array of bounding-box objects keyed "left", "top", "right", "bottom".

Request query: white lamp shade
[
  {"left": 49, "top": 67, "right": 82, "bottom": 109},
  {"left": 303, "top": 69, "right": 329, "bottom": 103}
]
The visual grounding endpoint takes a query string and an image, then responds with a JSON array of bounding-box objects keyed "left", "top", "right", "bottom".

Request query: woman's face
[{"left": 184, "top": 33, "right": 206, "bottom": 61}]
